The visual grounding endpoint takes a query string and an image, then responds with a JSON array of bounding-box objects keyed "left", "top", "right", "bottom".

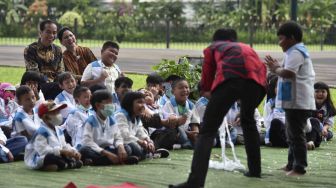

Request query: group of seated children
[
  {"left": 263, "top": 75, "right": 335, "bottom": 150},
  {"left": 0, "top": 70, "right": 334, "bottom": 170}
]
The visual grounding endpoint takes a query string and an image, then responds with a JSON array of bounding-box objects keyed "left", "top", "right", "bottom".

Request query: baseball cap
[{"left": 38, "top": 101, "right": 67, "bottom": 118}]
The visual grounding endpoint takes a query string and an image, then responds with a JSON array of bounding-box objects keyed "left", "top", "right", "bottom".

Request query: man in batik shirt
[{"left": 24, "top": 20, "right": 64, "bottom": 100}]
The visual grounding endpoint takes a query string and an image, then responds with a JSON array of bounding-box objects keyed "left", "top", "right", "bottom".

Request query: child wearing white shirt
[
  {"left": 64, "top": 86, "right": 93, "bottom": 149},
  {"left": 24, "top": 101, "right": 82, "bottom": 171},
  {"left": 115, "top": 91, "right": 169, "bottom": 160},
  {"left": 162, "top": 78, "right": 200, "bottom": 149},
  {"left": 54, "top": 72, "right": 77, "bottom": 122},
  {"left": 80, "top": 90, "right": 138, "bottom": 165},
  {"left": 12, "top": 86, "right": 41, "bottom": 139}
]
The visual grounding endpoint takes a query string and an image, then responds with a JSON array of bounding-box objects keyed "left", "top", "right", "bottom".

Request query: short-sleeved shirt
[
  {"left": 276, "top": 43, "right": 316, "bottom": 110},
  {"left": 24, "top": 39, "right": 64, "bottom": 82},
  {"left": 81, "top": 60, "right": 120, "bottom": 93},
  {"left": 62, "top": 46, "right": 97, "bottom": 77}
]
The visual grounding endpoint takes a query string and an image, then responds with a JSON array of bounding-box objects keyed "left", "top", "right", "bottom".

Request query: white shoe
[
  {"left": 307, "top": 141, "right": 315, "bottom": 150},
  {"left": 173, "top": 144, "right": 181, "bottom": 150}
]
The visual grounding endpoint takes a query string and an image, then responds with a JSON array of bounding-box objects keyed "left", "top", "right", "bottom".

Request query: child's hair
[
  {"left": 165, "top": 75, "right": 181, "bottom": 82},
  {"left": 146, "top": 73, "right": 164, "bottom": 85},
  {"left": 277, "top": 21, "right": 302, "bottom": 42},
  {"left": 212, "top": 28, "right": 237, "bottom": 42},
  {"left": 57, "top": 72, "right": 74, "bottom": 85},
  {"left": 115, "top": 77, "right": 133, "bottom": 89},
  {"left": 73, "top": 86, "right": 90, "bottom": 99},
  {"left": 172, "top": 78, "right": 188, "bottom": 89},
  {"left": 89, "top": 84, "right": 107, "bottom": 94},
  {"left": 16, "top": 85, "right": 33, "bottom": 101},
  {"left": 90, "top": 89, "right": 112, "bottom": 111},
  {"left": 121, "top": 91, "right": 145, "bottom": 120},
  {"left": 20, "top": 71, "right": 44, "bottom": 90},
  {"left": 314, "top": 82, "right": 336, "bottom": 116},
  {"left": 57, "top": 27, "right": 71, "bottom": 42},
  {"left": 101, "top": 41, "right": 119, "bottom": 52}
]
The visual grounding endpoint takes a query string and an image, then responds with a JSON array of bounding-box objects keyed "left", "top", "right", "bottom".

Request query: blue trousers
[{"left": 0, "top": 136, "right": 27, "bottom": 162}]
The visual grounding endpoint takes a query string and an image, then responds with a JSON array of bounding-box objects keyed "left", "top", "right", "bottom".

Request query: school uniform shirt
[
  {"left": 0, "top": 127, "right": 7, "bottom": 143},
  {"left": 195, "top": 97, "right": 209, "bottom": 124},
  {"left": 54, "top": 90, "right": 76, "bottom": 121},
  {"left": 314, "top": 104, "right": 334, "bottom": 128},
  {"left": 64, "top": 107, "right": 93, "bottom": 149},
  {"left": 143, "top": 104, "right": 162, "bottom": 135},
  {"left": 226, "top": 102, "right": 261, "bottom": 135},
  {"left": 82, "top": 111, "right": 123, "bottom": 153},
  {"left": 81, "top": 60, "right": 121, "bottom": 93},
  {"left": 276, "top": 43, "right": 315, "bottom": 110},
  {"left": 161, "top": 97, "right": 200, "bottom": 131},
  {"left": 12, "top": 107, "right": 41, "bottom": 138},
  {"left": 263, "top": 98, "right": 285, "bottom": 144},
  {"left": 24, "top": 123, "right": 75, "bottom": 169},
  {"left": 114, "top": 109, "right": 150, "bottom": 144},
  {"left": 112, "top": 93, "right": 121, "bottom": 110},
  {"left": 0, "top": 98, "right": 19, "bottom": 127},
  {"left": 158, "top": 94, "right": 169, "bottom": 108}
]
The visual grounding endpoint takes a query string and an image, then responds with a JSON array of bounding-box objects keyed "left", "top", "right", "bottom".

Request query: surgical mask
[
  {"left": 78, "top": 104, "right": 91, "bottom": 112},
  {"left": 48, "top": 114, "right": 63, "bottom": 126},
  {"left": 100, "top": 104, "right": 116, "bottom": 117}
]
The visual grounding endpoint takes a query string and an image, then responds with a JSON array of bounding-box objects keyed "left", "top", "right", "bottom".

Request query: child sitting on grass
[
  {"left": 306, "top": 82, "right": 336, "bottom": 150},
  {"left": 54, "top": 72, "right": 77, "bottom": 122},
  {"left": 64, "top": 86, "right": 93, "bottom": 149},
  {"left": 115, "top": 91, "right": 169, "bottom": 160},
  {"left": 162, "top": 78, "right": 200, "bottom": 149},
  {"left": 12, "top": 86, "right": 41, "bottom": 140},
  {"left": 0, "top": 83, "right": 19, "bottom": 138},
  {"left": 80, "top": 89, "right": 138, "bottom": 165},
  {"left": 24, "top": 101, "right": 82, "bottom": 171}
]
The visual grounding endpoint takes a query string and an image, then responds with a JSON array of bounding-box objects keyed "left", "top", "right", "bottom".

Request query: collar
[{"left": 37, "top": 38, "right": 54, "bottom": 51}]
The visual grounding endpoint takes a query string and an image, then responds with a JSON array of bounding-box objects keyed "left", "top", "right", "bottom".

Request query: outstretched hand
[{"left": 264, "top": 55, "right": 280, "bottom": 73}]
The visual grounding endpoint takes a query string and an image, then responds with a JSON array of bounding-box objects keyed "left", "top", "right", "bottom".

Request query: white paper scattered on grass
[{"left": 209, "top": 117, "right": 245, "bottom": 172}]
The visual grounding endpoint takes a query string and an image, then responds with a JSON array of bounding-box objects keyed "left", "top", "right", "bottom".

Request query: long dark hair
[
  {"left": 314, "top": 82, "right": 336, "bottom": 117},
  {"left": 121, "top": 91, "right": 145, "bottom": 122}
]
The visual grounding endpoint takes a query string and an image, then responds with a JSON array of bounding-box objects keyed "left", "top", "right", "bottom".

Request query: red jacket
[{"left": 201, "top": 41, "right": 267, "bottom": 92}]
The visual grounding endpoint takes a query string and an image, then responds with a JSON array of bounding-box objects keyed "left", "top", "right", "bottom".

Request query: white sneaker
[
  {"left": 307, "top": 141, "right": 315, "bottom": 150},
  {"left": 173, "top": 144, "right": 181, "bottom": 150}
]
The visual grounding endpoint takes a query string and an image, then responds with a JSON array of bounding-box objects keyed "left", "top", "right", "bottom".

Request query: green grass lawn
[
  {"left": 0, "top": 142, "right": 335, "bottom": 188},
  {"left": 1, "top": 37, "right": 336, "bottom": 51},
  {"left": 1, "top": 66, "right": 336, "bottom": 187}
]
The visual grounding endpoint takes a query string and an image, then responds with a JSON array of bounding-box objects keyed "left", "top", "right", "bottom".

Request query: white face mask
[{"left": 48, "top": 114, "right": 63, "bottom": 126}]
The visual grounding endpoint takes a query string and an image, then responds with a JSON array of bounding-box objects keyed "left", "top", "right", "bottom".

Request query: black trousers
[
  {"left": 186, "top": 79, "right": 265, "bottom": 187},
  {"left": 285, "top": 109, "right": 311, "bottom": 174},
  {"left": 306, "top": 118, "right": 322, "bottom": 147},
  {"left": 43, "top": 153, "right": 76, "bottom": 170},
  {"left": 269, "top": 119, "right": 288, "bottom": 147}
]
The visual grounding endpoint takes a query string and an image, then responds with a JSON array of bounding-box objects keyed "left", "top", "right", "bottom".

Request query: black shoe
[
  {"left": 75, "top": 160, "right": 83, "bottom": 168},
  {"left": 155, "top": 148, "right": 170, "bottom": 158},
  {"left": 244, "top": 171, "right": 261, "bottom": 178},
  {"left": 125, "top": 156, "right": 139, "bottom": 165},
  {"left": 168, "top": 182, "right": 191, "bottom": 188}
]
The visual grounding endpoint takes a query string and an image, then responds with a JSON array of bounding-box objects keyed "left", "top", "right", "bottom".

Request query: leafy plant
[{"left": 152, "top": 57, "right": 202, "bottom": 100}]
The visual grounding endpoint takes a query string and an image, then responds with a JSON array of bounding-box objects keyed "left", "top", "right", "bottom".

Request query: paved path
[{"left": 0, "top": 46, "right": 335, "bottom": 86}]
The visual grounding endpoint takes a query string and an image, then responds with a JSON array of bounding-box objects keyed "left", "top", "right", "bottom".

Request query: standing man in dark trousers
[
  {"left": 170, "top": 28, "right": 267, "bottom": 188},
  {"left": 24, "top": 19, "right": 64, "bottom": 100}
]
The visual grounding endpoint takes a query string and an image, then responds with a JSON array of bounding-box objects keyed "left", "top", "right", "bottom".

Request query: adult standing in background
[
  {"left": 57, "top": 27, "right": 97, "bottom": 81},
  {"left": 170, "top": 28, "right": 267, "bottom": 188},
  {"left": 24, "top": 20, "right": 63, "bottom": 100}
]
